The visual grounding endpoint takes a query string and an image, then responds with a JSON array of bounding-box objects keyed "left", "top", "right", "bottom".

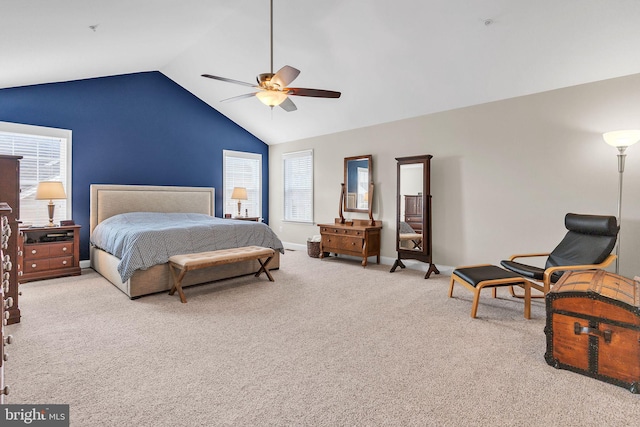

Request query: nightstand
[{"left": 18, "top": 224, "right": 81, "bottom": 282}]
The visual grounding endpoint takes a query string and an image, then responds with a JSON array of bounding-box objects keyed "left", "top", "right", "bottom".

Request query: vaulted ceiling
[{"left": 3, "top": 0, "right": 640, "bottom": 145}]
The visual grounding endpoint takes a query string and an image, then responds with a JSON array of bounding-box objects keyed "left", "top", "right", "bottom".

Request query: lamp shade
[
  {"left": 231, "top": 187, "right": 248, "bottom": 200},
  {"left": 35, "top": 181, "right": 66, "bottom": 200},
  {"left": 256, "top": 90, "right": 287, "bottom": 107},
  {"left": 602, "top": 130, "right": 640, "bottom": 148}
]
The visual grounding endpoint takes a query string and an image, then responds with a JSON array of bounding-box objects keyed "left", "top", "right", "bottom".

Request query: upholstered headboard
[{"left": 90, "top": 184, "right": 215, "bottom": 235}]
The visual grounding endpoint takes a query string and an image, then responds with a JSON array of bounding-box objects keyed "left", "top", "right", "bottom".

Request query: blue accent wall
[{"left": 0, "top": 71, "right": 269, "bottom": 260}]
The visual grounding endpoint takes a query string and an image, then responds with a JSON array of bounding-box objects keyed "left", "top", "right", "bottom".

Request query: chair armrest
[
  {"left": 542, "top": 254, "right": 617, "bottom": 286},
  {"left": 508, "top": 253, "right": 550, "bottom": 262}
]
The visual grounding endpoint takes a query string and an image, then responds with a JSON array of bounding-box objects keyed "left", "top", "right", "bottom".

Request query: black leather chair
[{"left": 500, "top": 213, "right": 618, "bottom": 296}]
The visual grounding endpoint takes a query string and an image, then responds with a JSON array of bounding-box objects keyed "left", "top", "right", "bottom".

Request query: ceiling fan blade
[
  {"left": 202, "top": 74, "right": 258, "bottom": 88},
  {"left": 279, "top": 97, "right": 297, "bottom": 112},
  {"left": 287, "top": 88, "right": 341, "bottom": 98},
  {"left": 271, "top": 65, "right": 300, "bottom": 88},
  {"left": 220, "top": 93, "right": 258, "bottom": 103}
]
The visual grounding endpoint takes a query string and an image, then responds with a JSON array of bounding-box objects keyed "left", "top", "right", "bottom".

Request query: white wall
[{"left": 269, "top": 72, "right": 640, "bottom": 278}]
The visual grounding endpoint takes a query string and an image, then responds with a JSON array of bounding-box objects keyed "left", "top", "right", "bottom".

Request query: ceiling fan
[{"left": 201, "top": 0, "right": 341, "bottom": 112}]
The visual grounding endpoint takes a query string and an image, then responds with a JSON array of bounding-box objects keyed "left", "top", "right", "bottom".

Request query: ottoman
[{"left": 448, "top": 264, "right": 532, "bottom": 319}]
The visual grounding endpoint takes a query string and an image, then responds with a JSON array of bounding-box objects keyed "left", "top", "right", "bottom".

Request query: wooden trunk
[{"left": 545, "top": 270, "right": 640, "bottom": 393}]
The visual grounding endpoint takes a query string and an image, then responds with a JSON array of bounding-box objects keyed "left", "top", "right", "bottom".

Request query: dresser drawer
[
  {"left": 322, "top": 235, "right": 363, "bottom": 254},
  {"left": 320, "top": 226, "right": 365, "bottom": 237}
]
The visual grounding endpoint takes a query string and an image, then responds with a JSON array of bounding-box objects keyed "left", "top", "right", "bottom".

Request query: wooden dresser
[
  {"left": 404, "top": 195, "right": 423, "bottom": 233},
  {"left": 318, "top": 219, "right": 382, "bottom": 267},
  {"left": 18, "top": 225, "right": 81, "bottom": 282},
  {"left": 0, "top": 155, "right": 22, "bottom": 325}
]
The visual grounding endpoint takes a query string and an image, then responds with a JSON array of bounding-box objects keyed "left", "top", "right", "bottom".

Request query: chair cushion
[
  {"left": 565, "top": 213, "right": 618, "bottom": 236},
  {"left": 454, "top": 265, "right": 525, "bottom": 288},
  {"left": 499, "top": 260, "right": 545, "bottom": 280}
]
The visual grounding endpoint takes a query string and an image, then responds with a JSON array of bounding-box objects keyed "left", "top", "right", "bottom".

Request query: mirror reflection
[
  {"left": 344, "top": 155, "right": 372, "bottom": 212},
  {"left": 399, "top": 163, "right": 424, "bottom": 251}
]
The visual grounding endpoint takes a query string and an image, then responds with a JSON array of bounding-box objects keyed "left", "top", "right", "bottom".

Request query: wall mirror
[
  {"left": 390, "top": 155, "right": 439, "bottom": 279},
  {"left": 344, "top": 155, "right": 372, "bottom": 213}
]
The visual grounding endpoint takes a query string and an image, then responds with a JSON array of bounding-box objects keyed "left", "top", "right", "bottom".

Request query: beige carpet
[{"left": 5, "top": 250, "right": 639, "bottom": 426}]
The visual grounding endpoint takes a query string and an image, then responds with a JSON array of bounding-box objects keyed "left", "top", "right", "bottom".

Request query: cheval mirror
[
  {"left": 390, "top": 155, "right": 439, "bottom": 278},
  {"left": 343, "top": 155, "right": 372, "bottom": 213}
]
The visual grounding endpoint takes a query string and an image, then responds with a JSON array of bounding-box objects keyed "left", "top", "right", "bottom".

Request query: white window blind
[
  {"left": 283, "top": 149, "right": 313, "bottom": 223},
  {"left": 0, "top": 123, "right": 71, "bottom": 226},
  {"left": 223, "top": 150, "right": 262, "bottom": 218}
]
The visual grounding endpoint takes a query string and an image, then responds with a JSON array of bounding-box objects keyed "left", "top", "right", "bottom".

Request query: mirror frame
[
  {"left": 391, "top": 154, "right": 439, "bottom": 279},
  {"left": 343, "top": 155, "right": 373, "bottom": 213}
]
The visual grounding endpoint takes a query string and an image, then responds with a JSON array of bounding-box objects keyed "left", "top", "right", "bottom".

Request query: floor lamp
[{"left": 602, "top": 129, "right": 640, "bottom": 274}]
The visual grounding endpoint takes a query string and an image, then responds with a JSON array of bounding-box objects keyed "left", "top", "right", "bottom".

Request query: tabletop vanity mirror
[
  {"left": 343, "top": 155, "right": 372, "bottom": 213},
  {"left": 390, "top": 155, "right": 439, "bottom": 278}
]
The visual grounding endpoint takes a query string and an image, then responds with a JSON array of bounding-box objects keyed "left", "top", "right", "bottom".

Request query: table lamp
[
  {"left": 231, "top": 187, "right": 248, "bottom": 218},
  {"left": 36, "top": 181, "right": 67, "bottom": 227}
]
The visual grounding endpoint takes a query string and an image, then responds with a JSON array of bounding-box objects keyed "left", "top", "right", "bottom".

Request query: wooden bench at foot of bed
[{"left": 168, "top": 246, "right": 276, "bottom": 303}]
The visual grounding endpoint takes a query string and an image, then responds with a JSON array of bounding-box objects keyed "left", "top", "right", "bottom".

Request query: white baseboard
[{"left": 283, "top": 241, "right": 453, "bottom": 275}]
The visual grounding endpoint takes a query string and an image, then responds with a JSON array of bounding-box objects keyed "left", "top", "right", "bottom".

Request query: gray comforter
[{"left": 90, "top": 212, "right": 284, "bottom": 282}]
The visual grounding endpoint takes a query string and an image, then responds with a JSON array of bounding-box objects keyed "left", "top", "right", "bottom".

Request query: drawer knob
[
  {"left": 31, "top": 263, "right": 37, "bottom": 268},
  {"left": 63, "top": 247, "right": 68, "bottom": 252},
  {"left": 31, "top": 249, "right": 37, "bottom": 254},
  {"left": 62, "top": 260, "right": 67, "bottom": 265}
]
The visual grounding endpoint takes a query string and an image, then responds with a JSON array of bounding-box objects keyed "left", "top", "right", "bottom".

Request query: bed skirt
[{"left": 90, "top": 246, "right": 281, "bottom": 299}]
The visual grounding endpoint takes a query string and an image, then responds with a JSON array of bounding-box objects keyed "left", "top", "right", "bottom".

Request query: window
[
  {"left": 223, "top": 150, "right": 262, "bottom": 218},
  {"left": 0, "top": 122, "right": 72, "bottom": 226},
  {"left": 283, "top": 149, "right": 313, "bottom": 223}
]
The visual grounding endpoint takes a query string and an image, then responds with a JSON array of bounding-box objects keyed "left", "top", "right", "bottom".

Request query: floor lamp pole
[
  {"left": 604, "top": 129, "right": 640, "bottom": 276},
  {"left": 615, "top": 147, "right": 627, "bottom": 275}
]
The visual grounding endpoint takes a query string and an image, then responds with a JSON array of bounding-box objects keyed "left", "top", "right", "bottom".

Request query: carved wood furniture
[
  {"left": 0, "top": 155, "right": 22, "bottom": 324},
  {"left": 545, "top": 270, "right": 640, "bottom": 393},
  {"left": 1, "top": 203, "right": 13, "bottom": 402},
  {"left": 319, "top": 219, "right": 382, "bottom": 267},
  {"left": 18, "top": 225, "right": 81, "bottom": 282}
]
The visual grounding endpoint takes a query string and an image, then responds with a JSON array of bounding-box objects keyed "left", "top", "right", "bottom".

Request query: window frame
[
  {"left": 282, "top": 149, "right": 314, "bottom": 224},
  {"left": 0, "top": 121, "right": 72, "bottom": 224},
  {"left": 222, "top": 149, "right": 262, "bottom": 219}
]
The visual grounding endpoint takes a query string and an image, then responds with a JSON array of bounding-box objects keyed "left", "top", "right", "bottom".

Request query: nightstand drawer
[
  {"left": 49, "top": 255, "right": 74, "bottom": 270},
  {"left": 49, "top": 242, "right": 73, "bottom": 257},
  {"left": 24, "top": 258, "right": 50, "bottom": 273},
  {"left": 24, "top": 244, "right": 50, "bottom": 259}
]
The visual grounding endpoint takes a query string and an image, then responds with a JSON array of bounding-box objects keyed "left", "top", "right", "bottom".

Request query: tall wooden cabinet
[{"left": 0, "top": 155, "right": 22, "bottom": 324}]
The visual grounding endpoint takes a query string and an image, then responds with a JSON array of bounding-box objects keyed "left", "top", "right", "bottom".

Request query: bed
[{"left": 89, "top": 184, "right": 282, "bottom": 299}]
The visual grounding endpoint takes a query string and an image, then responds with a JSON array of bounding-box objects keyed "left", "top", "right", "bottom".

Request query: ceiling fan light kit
[
  {"left": 256, "top": 90, "right": 287, "bottom": 107},
  {"left": 201, "top": 0, "right": 340, "bottom": 112}
]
